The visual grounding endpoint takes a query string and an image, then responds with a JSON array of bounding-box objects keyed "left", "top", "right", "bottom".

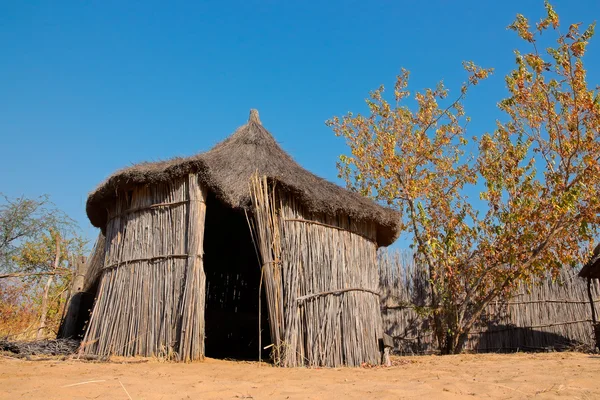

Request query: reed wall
[
  {"left": 82, "top": 233, "right": 106, "bottom": 293},
  {"left": 249, "top": 176, "right": 383, "bottom": 367},
  {"left": 379, "top": 250, "right": 600, "bottom": 354},
  {"left": 81, "top": 174, "right": 207, "bottom": 361}
]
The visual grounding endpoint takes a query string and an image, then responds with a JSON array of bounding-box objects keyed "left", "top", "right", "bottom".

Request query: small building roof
[
  {"left": 579, "top": 243, "right": 600, "bottom": 279},
  {"left": 86, "top": 110, "right": 401, "bottom": 246}
]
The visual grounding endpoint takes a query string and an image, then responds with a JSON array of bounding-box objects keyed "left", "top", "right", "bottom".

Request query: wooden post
[
  {"left": 587, "top": 277, "right": 597, "bottom": 324},
  {"left": 587, "top": 277, "right": 600, "bottom": 351},
  {"left": 58, "top": 255, "right": 89, "bottom": 338},
  {"left": 381, "top": 333, "right": 393, "bottom": 366}
]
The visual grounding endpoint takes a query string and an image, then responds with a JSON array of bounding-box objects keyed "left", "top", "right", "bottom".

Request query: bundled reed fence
[
  {"left": 81, "top": 174, "right": 207, "bottom": 361},
  {"left": 379, "top": 250, "right": 600, "bottom": 354},
  {"left": 249, "top": 175, "right": 383, "bottom": 367}
]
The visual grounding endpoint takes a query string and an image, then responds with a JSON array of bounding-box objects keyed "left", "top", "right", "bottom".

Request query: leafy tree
[
  {"left": 0, "top": 194, "right": 86, "bottom": 338},
  {"left": 327, "top": 2, "right": 600, "bottom": 353},
  {"left": 12, "top": 229, "right": 86, "bottom": 338},
  {"left": 0, "top": 194, "right": 67, "bottom": 276}
]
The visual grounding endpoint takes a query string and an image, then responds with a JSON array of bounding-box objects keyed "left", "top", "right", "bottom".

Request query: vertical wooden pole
[
  {"left": 588, "top": 277, "right": 597, "bottom": 325},
  {"left": 587, "top": 277, "right": 600, "bottom": 351},
  {"left": 179, "top": 174, "right": 208, "bottom": 361}
]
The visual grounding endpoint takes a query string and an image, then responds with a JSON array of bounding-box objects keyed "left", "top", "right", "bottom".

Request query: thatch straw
[
  {"left": 249, "top": 174, "right": 383, "bottom": 367},
  {"left": 86, "top": 110, "right": 400, "bottom": 247}
]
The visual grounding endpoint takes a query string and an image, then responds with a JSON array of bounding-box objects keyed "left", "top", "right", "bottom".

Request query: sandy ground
[{"left": 0, "top": 352, "right": 599, "bottom": 399}]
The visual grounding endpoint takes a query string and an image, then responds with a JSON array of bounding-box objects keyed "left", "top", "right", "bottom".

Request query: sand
[{"left": 1, "top": 352, "right": 599, "bottom": 399}]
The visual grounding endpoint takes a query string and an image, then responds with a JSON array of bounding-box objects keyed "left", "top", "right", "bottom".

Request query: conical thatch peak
[
  {"left": 248, "top": 109, "right": 261, "bottom": 124},
  {"left": 86, "top": 111, "right": 401, "bottom": 246}
]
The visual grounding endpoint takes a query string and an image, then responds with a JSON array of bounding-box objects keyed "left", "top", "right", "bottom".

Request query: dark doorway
[{"left": 203, "top": 192, "right": 271, "bottom": 360}]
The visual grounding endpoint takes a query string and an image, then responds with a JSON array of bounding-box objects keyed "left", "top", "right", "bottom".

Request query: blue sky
[{"left": 1, "top": 1, "right": 599, "bottom": 248}]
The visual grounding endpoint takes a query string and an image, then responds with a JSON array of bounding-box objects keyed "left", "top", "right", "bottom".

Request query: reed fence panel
[{"left": 379, "top": 250, "right": 600, "bottom": 354}]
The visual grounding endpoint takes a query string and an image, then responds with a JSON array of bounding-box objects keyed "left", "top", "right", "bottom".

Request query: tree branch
[{"left": 0, "top": 271, "right": 67, "bottom": 280}]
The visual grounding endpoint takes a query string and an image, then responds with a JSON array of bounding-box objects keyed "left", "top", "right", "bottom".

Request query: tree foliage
[
  {"left": 0, "top": 194, "right": 86, "bottom": 338},
  {"left": 0, "top": 194, "right": 70, "bottom": 274},
  {"left": 327, "top": 2, "right": 600, "bottom": 353}
]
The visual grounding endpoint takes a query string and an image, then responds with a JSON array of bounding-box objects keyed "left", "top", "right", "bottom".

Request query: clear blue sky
[{"left": 1, "top": 1, "right": 599, "bottom": 248}]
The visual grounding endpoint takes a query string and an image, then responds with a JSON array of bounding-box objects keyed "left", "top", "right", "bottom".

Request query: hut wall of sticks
[
  {"left": 249, "top": 178, "right": 383, "bottom": 366},
  {"left": 578, "top": 243, "right": 600, "bottom": 350},
  {"left": 379, "top": 250, "right": 600, "bottom": 354},
  {"left": 80, "top": 110, "right": 401, "bottom": 366}
]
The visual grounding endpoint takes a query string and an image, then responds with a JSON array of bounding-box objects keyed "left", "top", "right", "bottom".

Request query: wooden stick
[
  {"left": 119, "top": 379, "right": 133, "bottom": 400},
  {"left": 283, "top": 218, "right": 374, "bottom": 241},
  {"left": 0, "top": 271, "right": 67, "bottom": 279},
  {"left": 296, "top": 288, "right": 380, "bottom": 303},
  {"left": 103, "top": 254, "right": 195, "bottom": 270},
  {"left": 107, "top": 199, "right": 205, "bottom": 222},
  {"left": 62, "top": 380, "right": 106, "bottom": 388}
]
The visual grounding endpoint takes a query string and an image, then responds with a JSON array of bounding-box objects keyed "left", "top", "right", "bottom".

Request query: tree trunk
[
  {"left": 433, "top": 314, "right": 446, "bottom": 353},
  {"left": 439, "top": 320, "right": 462, "bottom": 355},
  {"left": 455, "top": 331, "right": 469, "bottom": 354},
  {"left": 0, "top": 271, "right": 61, "bottom": 279},
  {"left": 436, "top": 301, "right": 484, "bottom": 354},
  {"left": 37, "top": 238, "right": 61, "bottom": 339},
  {"left": 36, "top": 275, "right": 54, "bottom": 339}
]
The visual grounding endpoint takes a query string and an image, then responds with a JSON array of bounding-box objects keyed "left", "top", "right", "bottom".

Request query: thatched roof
[
  {"left": 86, "top": 110, "right": 401, "bottom": 246},
  {"left": 579, "top": 243, "right": 600, "bottom": 279}
]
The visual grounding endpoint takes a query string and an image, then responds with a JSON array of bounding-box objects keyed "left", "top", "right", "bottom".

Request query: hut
[
  {"left": 579, "top": 243, "right": 600, "bottom": 350},
  {"left": 81, "top": 110, "right": 400, "bottom": 366},
  {"left": 579, "top": 243, "right": 600, "bottom": 281}
]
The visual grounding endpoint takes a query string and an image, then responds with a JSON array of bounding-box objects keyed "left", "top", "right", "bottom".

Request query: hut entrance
[{"left": 202, "top": 192, "right": 270, "bottom": 360}]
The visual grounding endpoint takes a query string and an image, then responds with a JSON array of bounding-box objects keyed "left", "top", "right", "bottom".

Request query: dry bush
[
  {"left": 0, "top": 279, "right": 39, "bottom": 339},
  {"left": 0, "top": 277, "right": 70, "bottom": 340}
]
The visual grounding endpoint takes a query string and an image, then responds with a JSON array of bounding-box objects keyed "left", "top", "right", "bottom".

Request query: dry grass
[{"left": 0, "top": 279, "right": 63, "bottom": 341}]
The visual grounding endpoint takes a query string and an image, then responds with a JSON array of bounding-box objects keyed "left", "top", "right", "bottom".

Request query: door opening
[{"left": 203, "top": 192, "right": 271, "bottom": 360}]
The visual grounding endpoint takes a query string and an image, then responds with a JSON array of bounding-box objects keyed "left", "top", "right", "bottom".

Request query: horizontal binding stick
[
  {"left": 296, "top": 287, "right": 380, "bottom": 303},
  {"left": 107, "top": 199, "right": 206, "bottom": 222},
  {"left": 283, "top": 218, "right": 375, "bottom": 241},
  {"left": 103, "top": 254, "right": 202, "bottom": 270},
  {"left": 468, "top": 318, "right": 597, "bottom": 334},
  {"left": 507, "top": 298, "right": 600, "bottom": 305}
]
